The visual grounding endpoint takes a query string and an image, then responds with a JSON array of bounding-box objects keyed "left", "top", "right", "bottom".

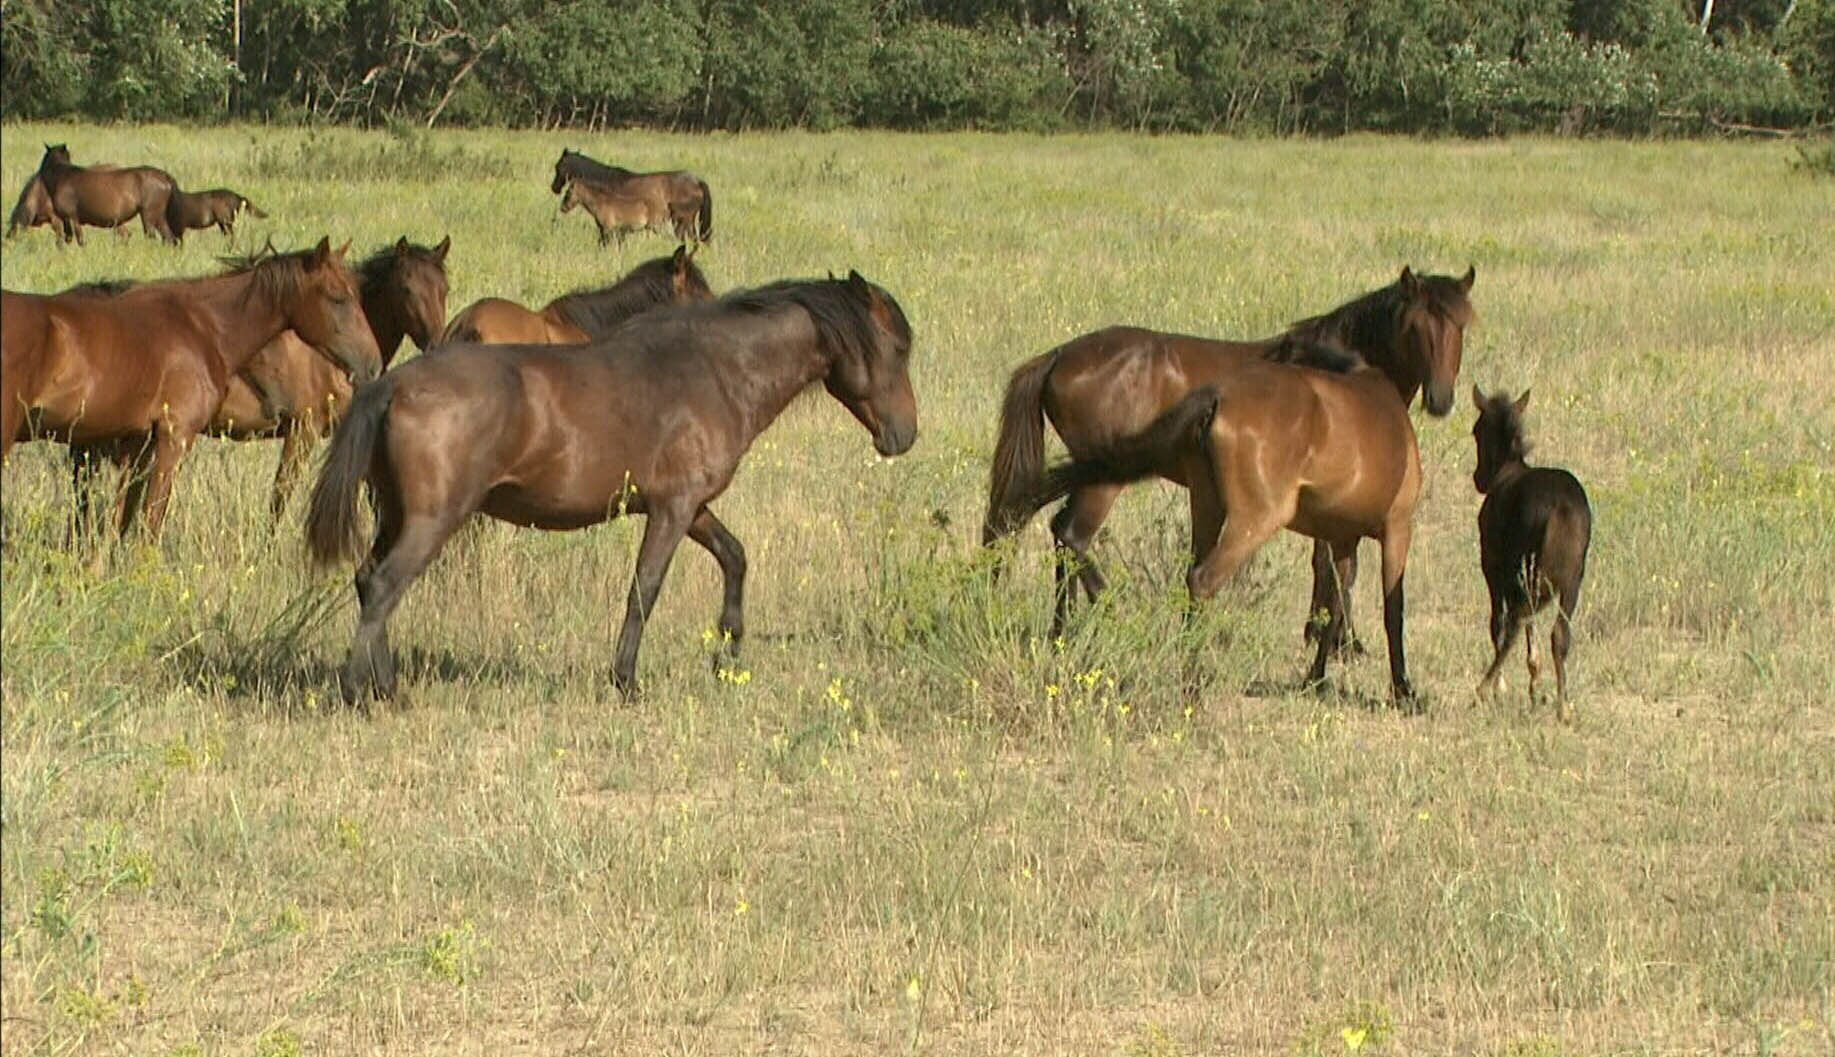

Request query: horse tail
[
  {"left": 695, "top": 180, "right": 713, "bottom": 242},
  {"left": 1030, "top": 386, "right": 1221, "bottom": 512},
  {"left": 982, "top": 348, "right": 1064, "bottom": 546},
  {"left": 306, "top": 375, "right": 395, "bottom": 567},
  {"left": 240, "top": 196, "right": 268, "bottom": 219}
]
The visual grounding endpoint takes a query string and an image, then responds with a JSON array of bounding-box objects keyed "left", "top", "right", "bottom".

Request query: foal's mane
[
  {"left": 725, "top": 277, "right": 912, "bottom": 366},
  {"left": 1282, "top": 271, "right": 1474, "bottom": 364},
  {"left": 548, "top": 254, "right": 709, "bottom": 336},
  {"left": 355, "top": 240, "right": 445, "bottom": 298}
]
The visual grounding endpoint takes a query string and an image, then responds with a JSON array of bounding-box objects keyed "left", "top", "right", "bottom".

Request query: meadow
[{"left": 1, "top": 124, "right": 1831, "bottom": 1056}]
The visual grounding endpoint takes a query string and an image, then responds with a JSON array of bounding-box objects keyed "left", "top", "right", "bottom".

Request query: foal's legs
[
  {"left": 612, "top": 503, "right": 694, "bottom": 695},
  {"left": 687, "top": 506, "right": 748, "bottom": 670},
  {"left": 1047, "top": 482, "right": 1119, "bottom": 640},
  {"left": 1475, "top": 602, "right": 1525, "bottom": 701}
]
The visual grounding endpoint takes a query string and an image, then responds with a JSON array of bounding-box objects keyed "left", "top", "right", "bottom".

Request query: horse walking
[
  {"left": 984, "top": 266, "right": 1474, "bottom": 643},
  {"left": 3, "top": 240, "right": 380, "bottom": 539},
  {"left": 1471, "top": 387, "right": 1593, "bottom": 719},
  {"left": 552, "top": 148, "right": 712, "bottom": 243},
  {"left": 307, "top": 272, "right": 915, "bottom": 701},
  {"left": 439, "top": 247, "right": 710, "bottom": 346},
  {"left": 1018, "top": 342, "right": 1425, "bottom": 703}
]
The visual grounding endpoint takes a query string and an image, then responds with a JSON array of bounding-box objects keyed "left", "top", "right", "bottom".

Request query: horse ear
[
  {"left": 1513, "top": 389, "right": 1531, "bottom": 415},
  {"left": 336, "top": 239, "right": 352, "bottom": 261},
  {"left": 435, "top": 235, "right": 451, "bottom": 261},
  {"left": 1472, "top": 384, "right": 1485, "bottom": 413},
  {"left": 395, "top": 236, "right": 410, "bottom": 257},
  {"left": 1399, "top": 266, "right": 1421, "bottom": 295},
  {"left": 311, "top": 236, "right": 332, "bottom": 268},
  {"left": 847, "top": 269, "right": 871, "bottom": 301},
  {"left": 1460, "top": 265, "right": 1476, "bottom": 293}
]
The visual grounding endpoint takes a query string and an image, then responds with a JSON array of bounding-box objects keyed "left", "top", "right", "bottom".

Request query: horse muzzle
[
  {"left": 874, "top": 418, "right": 918, "bottom": 457},
  {"left": 1423, "top": 382, "right": 1454, "bottom": 417}
]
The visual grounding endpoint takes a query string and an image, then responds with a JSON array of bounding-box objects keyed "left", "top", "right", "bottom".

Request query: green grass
[{"left": 3, "top": 124, "right": 1833, "bottom": 1056}]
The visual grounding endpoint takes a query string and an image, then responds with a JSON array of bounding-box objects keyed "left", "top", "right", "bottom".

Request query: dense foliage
[{"left": 3, "top": 0, "right": 1831, "bottom": 132}]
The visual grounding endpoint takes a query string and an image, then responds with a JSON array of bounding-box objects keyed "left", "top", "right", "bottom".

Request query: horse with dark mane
[
  {"left": 307, "top": 272, "right": 916, "bottom": 701},
  {"left": 551, "top": 148, "right": 712, "bottom": 243},
  {"left": 439, "top": 246, "right": 711, "bottom": 346},
  {"left": 1014, "top": 339, "right": 1427, "bottom": 703},
  {"left": 983, "top": 266, "right": 1475, "bottom": 642},
  {"left": 35, "top": 144, "right": 179, "bottom": 245},
  {"left": 166, "top": 187, "right": 269, "bottom": 240},
  {"left": 3, "top": 240, "right": 380, "bottom": 539},
  {"left": 1471, "top": 387, "right": 1592, "bottom": 719}
]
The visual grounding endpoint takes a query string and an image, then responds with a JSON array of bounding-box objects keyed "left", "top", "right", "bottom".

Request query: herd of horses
[
  {"left": 0, "top": 143, "right": 1591, "bottom": 715},
  {"left": 6, "top": 144, "right": 267, "bottom": 245}
]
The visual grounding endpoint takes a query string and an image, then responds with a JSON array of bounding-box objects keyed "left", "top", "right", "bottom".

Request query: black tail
[
  {"left": 240, "top": 196, "right": 268, "bottom": 219},
  {"left": 306, "top": 376, "right": 395, "bottom": 566},
  {"left": 695, "top": 180, "right": 713, "bottom": 242},
  {"left": 982, "top": 349, "right": 1059, "bottom": 545},
  {"left": 1027, "top": 386, "right": 1222, "bottom": 514}
]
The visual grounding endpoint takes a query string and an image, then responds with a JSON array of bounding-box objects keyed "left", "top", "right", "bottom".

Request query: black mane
[
  {"left": 558, "top": 150, "right": 635, "bottom": 187},
  {"left": 1264, "top": 335, "right": 1365, "bottom": 374},
  {"left": 1282, "top": 271, "right": 1474, "bottom": 367},
  {"left": 724, "top": 276, "right": 911, "bottom": 366},
  {"left": 59, "top": 278, "right": 138, "bottom": 297},
  {"left": 548, "top": 254, "right": 708, "bottom": 337}
]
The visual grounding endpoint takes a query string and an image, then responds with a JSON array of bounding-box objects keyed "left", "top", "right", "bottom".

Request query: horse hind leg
[
  {"left": 1304, "top": 538, "right": 1360, "bottom": 687},
  {"left": 346, "top": 507, "right": 457, "bottom": 703},
  {"left": 688, "top": 507, "right": 748, "bottom": 674},
  {"left": 1307, "top": 541, "right": 1367, "bottom": 657},
  {"left": 1047, "top": 482, "right": 1120, "bottom": 641}
]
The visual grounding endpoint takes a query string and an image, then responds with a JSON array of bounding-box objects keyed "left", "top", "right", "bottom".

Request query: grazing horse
[
  {"left": 1471, "top": 387, "right": 1593, "bottom": 719},
  {"left": 307, "top": 272, "right": 916, "bottom": 701},
  {"left": 984, "top": 266, "right": 1475, "bottom": 642},
  {"left": 551, "top": 148, "right": 712, "bottom": 243},
  {"left": 6, "top": 175, "right": 57, "bottom": 239},
  {"left": 166, "top": 188, "right": 268, "bottom": 240},
  {"left": 559, "top": 178, "right": 674, "bottom": 247},
  {"left": 439, "top": 246, "right": 711, "bottom": 346},
  {"left": 1017, "top": 342, "right": 1425, "bottom": 703},
  {"left": 35, "top": 144, "right": 179, "bottom": 245},
  {"left": 2, "top": 240, "right": 381, "bottom": 539}
]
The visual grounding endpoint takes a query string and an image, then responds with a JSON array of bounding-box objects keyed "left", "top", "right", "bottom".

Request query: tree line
[{"left": 3, "top": 0, "right": 1832, "bottom": 134}]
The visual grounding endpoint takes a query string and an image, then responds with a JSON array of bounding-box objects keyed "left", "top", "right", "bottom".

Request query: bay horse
[
  {"left": 307, "top": 272, "right": 916, "bottom": 701},
  {"left": 559, "top": 178, "right": 674, "bottom": 247},
  {"left": 6, "top": 175, "right": 57, "bottom": 239},
  {"left": 551, "top": 148, "right": 712, "bottom": 243},
  {"left": 166, "top": 187, "right": 268, "bottom": 241},
  {"left": 439, "top": 246, "right": 710, "bottom": 346},
  {"left": 2, "top": 239, "right": 381, "bottom": 539},
  {"left": 984, "top": 266, "right": 1475, "bottom": 642},
  {"left": 1471, "top": 387, "right": 1593, "bottom": 720},
  {"left": 1017, "top": 342, "right": 1425, "bottom": 703},
  {"left": 35, "top": 144, "right": 179, "bottom": 245}
]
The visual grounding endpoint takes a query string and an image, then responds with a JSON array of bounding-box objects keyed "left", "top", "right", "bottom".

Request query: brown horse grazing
[
  {"left": 984, "top": 266, "right": 1475, "bottom": 642},
  {"left": 552, "top": 148, "right": 712, "bottom": 243},
  {"left": 439, "top": 246, "right": 711, "bottom": 346},
  {"left": 2, "top": 240, "right": 381, "bottom": 539},
  {"left": 1471, "top": 387, "right": 1593, "bottom": 720},
  {"left": 559, "top": 178, "right": 674, "bottom": 247},
  {"left": 6, "top": 175, "right": 57, "bottom": 238},
  {"left": 307, "top": 272, "right": 916, "bottom": 702},
  {"left": 35, "top": 144, "right": 179, "bottom": 245},
  {"left": 1018, "top": 341, "right": 1425, "bottom": 703},
  {"left": 166, "top": 187, "right": 268, "bottom": 240},
  {"left": 202, "top": 236, "right": 450, "bottom": 518}
]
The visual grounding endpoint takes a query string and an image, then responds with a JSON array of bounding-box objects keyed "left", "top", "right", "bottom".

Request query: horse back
[
  {"left": 1479, "top": 467, "right": 1591, "bottom": 602},
  {"left": 1043, "top": 326, "right": 1265, "bottom": 455}
]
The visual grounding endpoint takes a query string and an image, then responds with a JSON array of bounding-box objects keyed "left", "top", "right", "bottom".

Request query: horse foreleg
[
  {"left": 688, "top": 507, "right": 748, "bottom": 674},
  {"left": 1378, "top": 522, "right": 1416, "bottom": 707},
  {"left": 129, "top": 425, "right": 192, "bottom": 541},
  {"left": 612, "top": 504, "right": 692, "bottom": 696},
  {"left": 67, "top": 444, "right": 110, "bottom": 546}
]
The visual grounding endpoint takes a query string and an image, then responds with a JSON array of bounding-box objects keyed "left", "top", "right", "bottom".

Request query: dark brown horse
[
  {"left": 1471, "top": 387, "right": 1592, "bottom": 719},
  {"left": 984, "top": 266, "right": 1475, "bottom": 642},
  {"left": 551, "top": 148, "right": 712, "bottom": 243},
  {"left": 307, "top": 272, "right": 916, "bottom": 701},
  {"left": 166, "top": 187, "right": 268, "bottom": 240},
  {"left": 3, "top": 240, "right": 381, "bottom": 539},
  {"left": 439, "top": 246, "right": 710, "bottom": 346},
  {"left": 1019, "top": 341, "right": 1425, "bottom": 703},
  {"left": 35, "top": 144, "right": 178, "bottom": 245}
]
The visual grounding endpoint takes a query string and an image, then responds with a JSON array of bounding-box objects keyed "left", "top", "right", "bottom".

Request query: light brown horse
[
  {"left": 307, "top": 273, "right": 916, "bottom": 702},
  {"left": 439, "top": 247, "right": 711, "bottom": 346},
  {"left": 166, "top": 187, "right": 268, "bottom": 241},
  {"left": 3, "top": 240, "right": 381, "bottom": 539},
  {"left": 205, "top": 236, "right": 450, "bottom": 518},
  {"left": 552, "top": 148, "right": 712, "bottom": 243},
  {"left": 560, "top": 178, "right": 675, "bottom": 247},
  {"left": 35, "top": 144, "right": 178, "bottom": 245},
  {"left": 984, "top": 266, "right": 1475, "bottom": 643},
  {"left": 1019, "top": 342, "right": 1425, "bottom": 703}
]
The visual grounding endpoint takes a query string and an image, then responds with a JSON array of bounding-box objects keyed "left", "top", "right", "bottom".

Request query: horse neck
[
  {"left": 719, "top": 313, "right": 834, "bottom": 443},
  {"left": 195, "top": 272, "right": 295, "bottom": 376},
  {"left": 362, "top": 287, "right": 410, "bottom": 365},
  {"left": 1308, "top": 300, "right": 1422, "bottom": 407}
]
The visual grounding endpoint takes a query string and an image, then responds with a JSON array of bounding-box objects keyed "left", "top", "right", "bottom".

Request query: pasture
[{"left": 2, "top": 124, "right": 1832, "bottom": 1056}]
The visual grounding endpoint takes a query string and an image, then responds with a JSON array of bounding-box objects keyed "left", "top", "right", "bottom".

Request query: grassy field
[{"left": 2, "top": 124, "right": 1832, "bottom": 1056}]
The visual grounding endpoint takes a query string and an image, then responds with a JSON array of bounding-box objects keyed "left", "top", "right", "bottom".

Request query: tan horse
[
  {"left": 560, "top": 178, "right": 675, "bottom": 247},
  {"left": 440, "top": 247, "right": 711, "bottom": 346},
  {"left": 1019, "top": 342, "right": 1425, "bottom": 704},
  {"left": 35, "top": 144, "right": 178, "bottom": 245}
]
